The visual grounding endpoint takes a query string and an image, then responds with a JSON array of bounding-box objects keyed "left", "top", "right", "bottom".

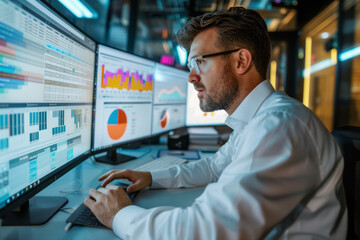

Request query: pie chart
[
  {"left": 160, "top": 110, "right": 168, "bottom": 129},
  {"left": 107, "top": 109, "right": 127, "bottom": 140}
]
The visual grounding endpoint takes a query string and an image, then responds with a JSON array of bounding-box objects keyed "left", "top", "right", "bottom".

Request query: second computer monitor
[
  {"left": 92, "top": 45, "right": 155, "bottom": 157},
  {"left": 152, "top": 64, "right": 188, "bottom": 135}
]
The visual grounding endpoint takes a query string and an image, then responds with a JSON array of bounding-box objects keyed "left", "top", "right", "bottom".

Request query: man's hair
[{"left": 176, "top": 7, "right": 271, "bottom": 79}]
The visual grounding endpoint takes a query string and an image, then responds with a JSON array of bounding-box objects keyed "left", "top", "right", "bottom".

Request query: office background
[{"left": 44, "top": 0, "right": 360, "bottom": 131}]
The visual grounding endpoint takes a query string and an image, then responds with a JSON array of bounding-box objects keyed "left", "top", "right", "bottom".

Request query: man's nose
[{"left": 188, "top": 68, "right": 200, "bottom": 83}]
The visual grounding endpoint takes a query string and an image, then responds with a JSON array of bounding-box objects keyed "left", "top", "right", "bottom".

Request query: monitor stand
[
  {"left": 94, "top": 149, "right": 136, "bottom": 165},
  {"left": 2, "top": 196, "right": 68, "bottom": 226}
]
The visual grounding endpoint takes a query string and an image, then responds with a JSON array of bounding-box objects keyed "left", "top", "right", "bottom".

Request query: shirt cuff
[
  {"left": 150, "top": 168, "right": 173, "bottom": 189},
  {"left": 112, "top": 205, "right": 147, "bottom": 239}
]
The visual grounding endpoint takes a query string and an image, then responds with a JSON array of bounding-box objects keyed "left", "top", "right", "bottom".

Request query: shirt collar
[{"left": 225, "top": 80, "right": 275, "bottom": 131}]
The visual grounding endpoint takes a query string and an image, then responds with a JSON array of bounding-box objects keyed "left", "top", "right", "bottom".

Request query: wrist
[
  {"left": 146, "top": 171, "right": 152, "bottom": 186},
  {"left": 119, "top": 202, "right": 133, "bottom": 212}
]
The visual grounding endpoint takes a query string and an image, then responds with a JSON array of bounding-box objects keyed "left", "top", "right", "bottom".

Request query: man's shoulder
[{"left": 248, "top": 92, "right": 317, "bottom": 132}]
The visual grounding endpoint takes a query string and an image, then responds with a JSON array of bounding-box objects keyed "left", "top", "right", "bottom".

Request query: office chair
[{"left": 332, "top": 126, "right": 360, "bottom": 240}]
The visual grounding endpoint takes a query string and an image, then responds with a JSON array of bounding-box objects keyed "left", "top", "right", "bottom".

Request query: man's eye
[{"left": 196, "top": 59, "right": 204, "bottom": 65}]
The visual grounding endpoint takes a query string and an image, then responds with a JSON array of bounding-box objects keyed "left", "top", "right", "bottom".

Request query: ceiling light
[
  {"left": 320, "top": 32, "right": 330, "bottom": 39},
  {"left": 59, "top": 0, "right": 82, "bottom": 17},
  {"left": 176, "top": 45, "right": 187, "bottom": 66},
  {"left": 59, "top": 0, "right": 97, "bottom": 18}
]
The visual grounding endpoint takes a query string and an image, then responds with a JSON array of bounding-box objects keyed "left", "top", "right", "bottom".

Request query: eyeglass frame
[{"left": 187, "top": 49, "right": 241, "bottom": 74}]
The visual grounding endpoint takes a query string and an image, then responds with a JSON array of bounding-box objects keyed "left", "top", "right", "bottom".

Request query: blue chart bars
[
  {"left": 52, "top": 110, "right": 65, "bottom": 135},
  {"left": 30, "top": 111, "right": 47, "bottom": 142},
  {"left": 0, "top": 114, "right": 9, "bottom": 150},
  {"left": 9, "top": 113, "right": 24, "bottom": 137}
]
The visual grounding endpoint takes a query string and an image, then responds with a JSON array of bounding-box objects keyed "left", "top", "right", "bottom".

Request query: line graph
[{"left": 157, "top": 86, "right": 186, "bottom": 101}]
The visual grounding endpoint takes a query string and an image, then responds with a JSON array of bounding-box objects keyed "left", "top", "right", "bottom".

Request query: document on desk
[{"left": 157, "top": 149, "right": 200, "bottom": 160}]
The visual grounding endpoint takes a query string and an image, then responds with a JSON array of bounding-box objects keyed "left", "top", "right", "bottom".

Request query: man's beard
[{"left": 196, "top": 65, "right": 239, "bottom": 112}]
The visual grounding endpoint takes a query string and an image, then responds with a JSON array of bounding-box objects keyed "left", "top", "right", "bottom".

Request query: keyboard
[
  {"left": 66, "top": 156, "right": 186, "bottom": 228},
  {"left": 134, "top": 155, "right": 187, "bottom": 172},
  {"left": 66, "top": 186, "right": 138, "bottom": 228}
]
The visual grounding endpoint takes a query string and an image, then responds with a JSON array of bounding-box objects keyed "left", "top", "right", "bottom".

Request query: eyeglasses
[{"left": 187, "top": 49, "right": 240, "bottom": 74}]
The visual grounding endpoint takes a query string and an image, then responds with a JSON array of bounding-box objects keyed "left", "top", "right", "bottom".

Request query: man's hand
[
  {"left": 84, "top": 184, "right": 132, "bottom": 229},
  {"left": 99, "top": 169, "right": 152, "bottom": 192}
]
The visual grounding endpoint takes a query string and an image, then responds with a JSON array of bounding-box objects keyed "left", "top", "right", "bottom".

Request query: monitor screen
[
  {"left": 0, "top": 0, "right": 95, "bottom": 223},
  {"left": 92, "top": 45, "right": 155, "bottom": 152},
  {"left": 152, "top": 64, "right": 187, "bottom": 135},
  {"left": 186, "top": 82, "right": 228, "bottom": 126}
]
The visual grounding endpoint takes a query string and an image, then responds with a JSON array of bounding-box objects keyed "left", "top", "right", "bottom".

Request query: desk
[{"left": 0, "top": 145, "right": 209, "bottom": 240}]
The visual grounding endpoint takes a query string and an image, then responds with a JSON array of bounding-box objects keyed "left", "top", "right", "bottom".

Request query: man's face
[{"left": 187, "top": 28, "right": 239, "bottom": 112}]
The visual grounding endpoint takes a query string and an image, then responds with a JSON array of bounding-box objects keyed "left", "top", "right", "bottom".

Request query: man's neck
[{"left": 225, "top": 77, "right": 264, "bottom": 115}]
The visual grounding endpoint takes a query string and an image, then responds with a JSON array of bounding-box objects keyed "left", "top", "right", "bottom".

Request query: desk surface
[{"left": 0, "top": 145, "right": 209, "bottom": 240}]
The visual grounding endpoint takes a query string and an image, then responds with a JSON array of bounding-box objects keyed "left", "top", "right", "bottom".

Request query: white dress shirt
[{"left": 113, "top": 80, "right": 347, "bottom": 240}]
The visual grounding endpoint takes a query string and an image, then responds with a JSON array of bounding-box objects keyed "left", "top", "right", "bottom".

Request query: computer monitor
[
  {"left": 186, "top": 82, "right": 228, "bottom": 126},
  {"left": 0, "top": 0, "right": 95, "bottom": 225},
  {"left": 152, "top": 64, "right": 187, "bottom": 135},
  {"left": 92, "top": 44, "right": 155, "bottom": 164}
]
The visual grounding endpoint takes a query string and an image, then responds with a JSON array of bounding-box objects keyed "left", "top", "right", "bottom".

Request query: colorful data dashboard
[
  {"left": 152, "top": 64, "right": 188, "bottom": 135},
  {"left": 92, "top": 45, "right": 155, "bottom": 151},
  {"left": 93, "top": 103, "right": 152, "bottom": 149},
  {"left": 153, "top": 64, "right": 187, "bottom": 105},
  {"left": 186, "top": 82, "right": 228, "bottom": 126},
  {"left": 96, "top": 45, "right": 154, "bottom": 103},
  {"left": 0, "top": 0, "right": 95, "bottom": 209},
  {"left": 0, "top": 2, "right": 94, "bottom": 104},
  {"left": 152, "top": 104, "right": 186, "bottom": 135}
]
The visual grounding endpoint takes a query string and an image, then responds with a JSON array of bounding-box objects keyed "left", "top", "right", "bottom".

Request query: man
[{"left": 85, "top": 7, "right": 347, "bottom": 239}]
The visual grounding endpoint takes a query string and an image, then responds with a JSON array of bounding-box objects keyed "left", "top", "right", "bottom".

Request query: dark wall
[{"left": 297, "top": 0, "right": 334, "bottom": 29}]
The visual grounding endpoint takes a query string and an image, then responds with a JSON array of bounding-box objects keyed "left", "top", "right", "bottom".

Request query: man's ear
[{"left": 234, "top": 49, "right": 253, "bottom": 75}]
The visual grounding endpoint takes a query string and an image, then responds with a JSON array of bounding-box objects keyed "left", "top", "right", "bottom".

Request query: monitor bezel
[{"left": 0, "top": 0, "right": 96, "bottom": 217}]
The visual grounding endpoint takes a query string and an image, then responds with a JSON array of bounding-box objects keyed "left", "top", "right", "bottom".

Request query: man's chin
[
  {"left": 199, "top": 102, "right": 208, "bottom": 112},
  {"left": 199, "top": 100, "right": 218, "bottom": 112}
]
